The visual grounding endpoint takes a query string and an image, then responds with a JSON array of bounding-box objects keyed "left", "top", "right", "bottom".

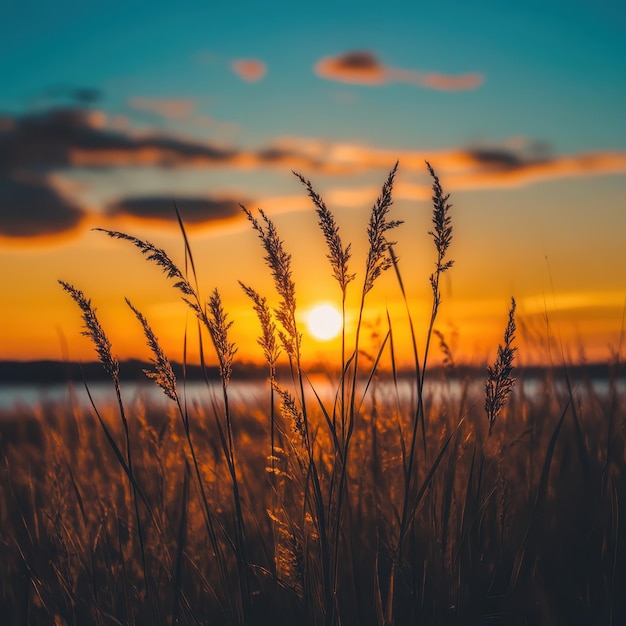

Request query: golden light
[{"left": 306, "top": 304, "right": 342, "bottom": 341}]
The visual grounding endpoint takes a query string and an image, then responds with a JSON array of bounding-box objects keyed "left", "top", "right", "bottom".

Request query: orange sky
[
  {"left": 2, "top": 166, "right": 625, "bottom": 368},
  {"left": 2, "top": 3, "right": 625, "bottom": 369}
]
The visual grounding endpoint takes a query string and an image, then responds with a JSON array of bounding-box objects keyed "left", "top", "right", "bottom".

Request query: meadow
[{"left": 1, "top": 164, "right": 624, "bottom": 625}]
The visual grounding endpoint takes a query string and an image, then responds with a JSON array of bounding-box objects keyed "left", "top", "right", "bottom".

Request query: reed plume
[
  {"left": 239, "top": 282, "right": 280, "bottom": 375},
  {"left": 363, "top": 161, "right": 403, "bottom": 295},
  {"left": 95, "top": 229, "right": 202, "bottom": 318},
  {"left": 486, "top": 297, "right": 518, "bottom": 435},
  {"left": 293, "top": 171, "right": 354, "bottom": 292},
  {"left": 426, "top": 160, "right": 454, "bottom": 315},
  {"left": 273, "top": 384, "right": 306, "bottom": 448},
  {"left": 241, "top": 207, "right": 299, "bottom": 361},
  {"left": 126, "top": 299, "right": 177, "bottom": 402},
  {"left": 427, "top": 162, "right": 454, "bottom": 274},
  {"left": 433, "top": 329, "right": 455, "bottom": 369},
  {"left": 294, "top": 171, "right": 355, "bottom": 440},
  {"left": 58, "top": 281, "right": 119, "bottom": 378},
  {"left": 207, "top": 289, "right": 237, "bottom": 386}
]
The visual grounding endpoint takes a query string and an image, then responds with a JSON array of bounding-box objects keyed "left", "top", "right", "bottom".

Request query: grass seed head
[
  {"left": 126, "top": 299, "right": 178, "bottom": 402},
  {"left": 485, "top": 297, "right": 518, "bottom": 434},
  {"left": 364, "top": 162, "right": 403, "bottom": 295},
  {"left": 95, "top": 228, "right": 202, "bottom": 319},
  {"left": 273, "top": 383, "right": 306, "bottom": 446},
  {"left": 239, "top": 282, "right": 280, "bottom": 372},
  {"left": 207, "top": 289, "right": 237, "bottom": 385},
  {"left": 59, "top": 281, "right": 119, "bottom": 379},
  {"left": 242, "top": 205, "right": 299, "bottom": 359},
  {"left": 426, "top": 161, "right": 454, "bottom": 275},
  {"left": 294, "top": 171, "right": 355, "bottom": 293}
]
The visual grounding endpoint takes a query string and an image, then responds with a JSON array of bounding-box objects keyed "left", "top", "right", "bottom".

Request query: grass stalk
[{"left": 58, "top": 282, "right": 154, "bottom": 621}]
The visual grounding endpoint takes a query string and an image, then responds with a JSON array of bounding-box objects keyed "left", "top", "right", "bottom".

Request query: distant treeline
[
  {"left": 0, "top": 360, "right": 223, "bottom": 384},
  {"left": 0, "top": 359, "right": 619, "bottom": 384}
]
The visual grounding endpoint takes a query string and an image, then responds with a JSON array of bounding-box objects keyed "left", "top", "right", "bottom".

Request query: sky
[{"left": 1, "top": 0, "right": 625, "bottom": 368}]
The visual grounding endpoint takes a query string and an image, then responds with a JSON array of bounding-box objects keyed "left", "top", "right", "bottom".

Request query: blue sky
[{"left": 3, "top": 0, "right": 624, "bottom": 150}]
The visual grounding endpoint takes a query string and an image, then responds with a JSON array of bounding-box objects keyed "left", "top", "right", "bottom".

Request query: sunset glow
[
  {"left": 306, "top": 304, "right": 343, "bottom": 341},
  {"left": 0, "top": 2, "right": 624, "bottom": 368}
]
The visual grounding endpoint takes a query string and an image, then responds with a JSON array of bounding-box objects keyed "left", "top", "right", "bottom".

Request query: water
[
  {"left": 1, "top": 374, "right": 622, "bottom": 414},
  {"left": 0, "top": 377, "right": 432, "bottom": 413},
  {"left": 0, "top": 380, "right": 272, "bottom": 412}
]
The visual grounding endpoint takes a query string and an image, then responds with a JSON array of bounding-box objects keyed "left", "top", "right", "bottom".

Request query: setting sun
[{"left": 306, "top": 304, "right": 342, "bottom": 341}]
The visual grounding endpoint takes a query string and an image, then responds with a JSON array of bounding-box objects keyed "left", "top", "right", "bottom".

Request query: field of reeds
[{"left": 1, "top": 164, "right": 625, "bottom": 625}]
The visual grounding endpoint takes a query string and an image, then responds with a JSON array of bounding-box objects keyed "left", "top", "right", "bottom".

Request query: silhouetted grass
[{"left": 1, "top": 163, "right": 625, "bottom": 626}]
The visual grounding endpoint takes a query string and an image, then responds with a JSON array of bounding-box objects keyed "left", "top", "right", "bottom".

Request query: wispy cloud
[
  {"left": 3, "top": 106, "right": 626, "bottom": 240},
  {"left": 449, "top": 149, "right": 626, "bottom": 190},
  {"left": 231, "top": 59, "right": 267, "bottom": 82},
  {"left": 128, "top": 97, "right": 196, "bottom": 119},
  {"left": 314, "top": 50, "right": 484, "bottom": 91},
  {"left": 3, "top": 107, "right": 626, "bottom": 183},
  {"left": 266, "top": 136, "right": 626, "bottom": 186}
]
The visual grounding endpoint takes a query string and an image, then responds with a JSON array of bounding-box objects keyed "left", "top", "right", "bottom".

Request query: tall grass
[{"left": 1, "top": 163, "right": 625, "bottom": 625}]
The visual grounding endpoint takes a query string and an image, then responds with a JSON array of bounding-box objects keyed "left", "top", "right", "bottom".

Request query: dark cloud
[
  {"left": 108, "top": 195, "right": 242, "bottom": 224},
  {"left": 468, "top": 148, "right": 526, "bottom": 170},
  {"left": 0, "top": 172, "right": 85, "bottom": 238},
  {"left": 0, "top": 107, "right": 240, "bottom": 171}
]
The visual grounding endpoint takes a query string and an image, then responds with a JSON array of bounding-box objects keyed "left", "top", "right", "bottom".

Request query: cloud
[
  {"left": 231, "top": 59, "right": 267, "bottom": 82},
  {"left": 314, "top": 50, "right": 484, "bottom": 91},
  {"left": 449, "top": 150, "right": 626, "bottom": 190},
  {"left": 268, "top": 136, "right": 626, "bottom": 187},
  {"left": 128, "top": 98, "right": 196, "bottom": 119},
  {"left": 0, "top": 107, "right": 336, "bottom": 174},
  {"left": 107, "top": 195, "right": 242, "bottom": 225},
  {"left": 0, "top": 172, "right": 86, "bottom": 238},
  {"left": 315, "top": 51, "right": 387, "bottom": 85},
  {"left": 4, "top": 108, "right": 626, "bottom": 186},
  {"left": 2, "top": 106, "right": 626, "bottom": 242},
  {"left": 0, "top": 107, "right": 241, "bottom": 170}
]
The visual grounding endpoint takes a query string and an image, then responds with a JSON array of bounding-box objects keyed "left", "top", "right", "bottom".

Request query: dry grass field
[{"left": 1, "top": 164, "right": 624, "bottom": 625}]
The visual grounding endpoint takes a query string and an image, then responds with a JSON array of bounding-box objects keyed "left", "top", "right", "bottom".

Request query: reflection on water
[
  {"left": 0, "top": 375, "right": 623, "bottom": 413},
  {"left": 0, "top": 380, "right": 269, "bottom": 412}
]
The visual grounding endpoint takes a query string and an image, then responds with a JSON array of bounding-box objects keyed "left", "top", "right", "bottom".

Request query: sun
[{"left": 306, "top": 304, "right": 342, "bottom": 341}]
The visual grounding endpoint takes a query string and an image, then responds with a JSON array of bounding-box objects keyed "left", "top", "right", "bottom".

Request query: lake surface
[
  {"left": 0, "top": 380, "right": 272, "bottom": 411},
  {"left": 1, "top": 374, "right": 623, "bottom": 414}
]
